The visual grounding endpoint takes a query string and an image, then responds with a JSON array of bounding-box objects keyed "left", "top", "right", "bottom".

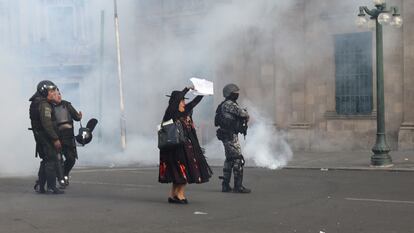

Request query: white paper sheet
[{"left": 190, "top": 77, "right": 214, "bottom": 96}]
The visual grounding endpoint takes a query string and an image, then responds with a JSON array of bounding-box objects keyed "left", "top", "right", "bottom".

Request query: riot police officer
[
  {"left": 215, "top": 83, "right": 251, "bottom": 193},
  {"left": 30, "top": 80, "right": 64, "bottom": 194},
  {"left": 53, "top": 89, "right": 82, "bottom": 186}
]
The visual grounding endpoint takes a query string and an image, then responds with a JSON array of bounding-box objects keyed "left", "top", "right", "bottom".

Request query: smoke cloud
[
  {"left": 78, "top": 0, "right": 296, "bottom": 169},
  {"left": 204, "top": 103, "right": 293, "bottom": 170},
  {"left": 242, "top": 104, "right": 293, "bottom": 169},
  {"left": 0, "top": 50, "right": 37, "bottom": 176},
  {"left": 0, "top": 0, "right": 304, "bottom": 176}
]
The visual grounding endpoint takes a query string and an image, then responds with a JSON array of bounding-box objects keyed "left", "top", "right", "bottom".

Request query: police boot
[
  {"left": 34, "top": 180, "right": 46, "bottom": 194},
  {"left": 47, "top": 187, "right": 65, "bottom": 194},
  {"left": 220, "top": 163, "right": 233, "bottom": 192},
  {"left": 56, "top": 154, "right": 66, "bottom": 189},
  {"left": 218, "top": 176, "right": 232, "bottom": 192},
  {"left": 64, "top": 176, "right": 69, "bottom": 186},
  {"left": 58, "top": 179, "right": 66, "bottom": 189},
  {"left": 233, "top": 185, "right": 251, "bottom": 193},
  {"left": 233, "top": 175, "right": 251, "bottom": 194},
  {"left": 36, "top": 161, "right": 47, "bottom": 193},
  {"left": 221, "top": 180, "right": 232, "bottom": 192},
  {"left": 45, "top": 161, "right": 64, "bottom": 194}
]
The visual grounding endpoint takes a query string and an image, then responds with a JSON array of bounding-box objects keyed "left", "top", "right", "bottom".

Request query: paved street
[{"left": 0, "top": 167, "right": 413, "bottom": 233}]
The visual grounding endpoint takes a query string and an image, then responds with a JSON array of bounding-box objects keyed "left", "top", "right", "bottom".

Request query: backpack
[{"left": 214, "top": 101, "right": 225, "bottom": 127}]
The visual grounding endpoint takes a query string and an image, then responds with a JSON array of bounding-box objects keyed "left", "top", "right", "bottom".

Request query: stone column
[
  {"left": 398, "top": 0, "right": 414, "bottom": 150},
  {"left": 283, "top": 1, "right": 311, "bottom": 151}
]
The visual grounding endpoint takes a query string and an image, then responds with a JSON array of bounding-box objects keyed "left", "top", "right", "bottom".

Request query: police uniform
[
  {"left": 54, "top": 100, "right": 81, "bottom": 184},
  {"left": 215, "top": 84, "right": 251, "bottom": 193},
  {"left": 30, "top": 81, "right": 63, "bottom": 194}
]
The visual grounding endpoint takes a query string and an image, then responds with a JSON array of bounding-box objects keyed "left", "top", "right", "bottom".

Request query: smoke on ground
[{"left": 242, "top": 104, "right": 293, "bottom": 169}]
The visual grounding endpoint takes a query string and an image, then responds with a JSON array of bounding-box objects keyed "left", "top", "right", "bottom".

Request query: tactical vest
[
  {"left": 215, "top": 101, "right": 237, "bottom": 131},
  {"left": 54, "top": 103, "right": 73, "bottom": 126}
]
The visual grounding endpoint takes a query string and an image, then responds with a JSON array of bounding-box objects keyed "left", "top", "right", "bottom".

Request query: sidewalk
[
  {"left": 75, "top": 150, "right": 414, "bottom": 172},
  {"left": 285, "top": 150, "right": 414, "bottom": 171}
]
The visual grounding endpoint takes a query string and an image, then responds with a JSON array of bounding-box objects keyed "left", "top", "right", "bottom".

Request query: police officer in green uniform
[
  {"left": 54, "top": 89, "right": 82, "bottom": 186},
  {"left": 30, "top": 80, "right": 64, "bottom": 194}
]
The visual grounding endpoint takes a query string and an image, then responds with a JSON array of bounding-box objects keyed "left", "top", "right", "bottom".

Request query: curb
[{"left": 283, "top": 166, "right": 414, "bottom": 172}]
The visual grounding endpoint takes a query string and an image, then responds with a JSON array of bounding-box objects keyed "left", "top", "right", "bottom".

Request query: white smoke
[
  {"left": 204, "top": 102, "right": 293, "bottom": 170},
  {"left": 0, "top": 53, "right": 37, "bottom": 176},
  {"left": 77, "top": 135, "right": 158, "bottom": 167},
  {"left": 241, "top": 104, "right": 293, "bottom": 169},
  {"left": 75, "top": 0, "right": 297, "bottom": 168},
  {"left": 0, "top": 0, "right": 300, "bottom": 176}
]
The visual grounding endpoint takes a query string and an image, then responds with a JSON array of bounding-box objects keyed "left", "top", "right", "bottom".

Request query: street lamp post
[
  {"left": 114, "top": 0, "right": 127, "bottom": 150},
  {"left": 356, "top": 0, "right": 403, "bottom": 167}
]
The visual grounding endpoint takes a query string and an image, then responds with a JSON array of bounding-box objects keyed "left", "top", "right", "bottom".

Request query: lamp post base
[{"left": 370, "top": 153, "right": 393, "bottom": 167}]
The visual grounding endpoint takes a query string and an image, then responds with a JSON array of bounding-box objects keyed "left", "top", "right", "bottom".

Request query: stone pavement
[{"left": 1, "top": 168, "right": 413, "bottom": 233}]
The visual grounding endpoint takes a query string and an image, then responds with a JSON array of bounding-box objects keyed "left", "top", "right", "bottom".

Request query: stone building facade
[
  {"left": 0, "top": 0, "right": 95, "bottom": 107},
  {"left": 134, "top": 0, "right": 413, "bottom": 152},
  {"left": 2, "top": 0, "right": 412, "bottom": 152},
  {"left": 254, "top": 0, "right": 413, "bottom": 152}
]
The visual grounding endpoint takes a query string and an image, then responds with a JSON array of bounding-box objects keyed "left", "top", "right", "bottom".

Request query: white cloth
[{"left": 190, "top": 77, "right": 214, "bottom": 96}]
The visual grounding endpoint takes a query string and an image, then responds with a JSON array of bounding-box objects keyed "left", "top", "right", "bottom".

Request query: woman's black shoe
[
  {"left": 168, "top": 196, "right": 188, "bottom": 204},
  {"left": 174, "top": 196, "right": 188, "bottom": 204}
]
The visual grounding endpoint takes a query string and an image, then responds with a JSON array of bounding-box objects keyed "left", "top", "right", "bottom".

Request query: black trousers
[
  {"left": 61, "top": 139, "right": 78, "bottom": 177},
  {"left": 37, "top": 139, "right": 59, "bottom": 189}
]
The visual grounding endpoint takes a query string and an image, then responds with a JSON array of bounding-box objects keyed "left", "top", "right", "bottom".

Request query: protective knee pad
[{"left": 233, "top": 158, "right": 244, "bottom": 178}]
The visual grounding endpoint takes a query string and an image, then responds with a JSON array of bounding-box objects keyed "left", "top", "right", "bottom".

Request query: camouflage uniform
[{"left": 216, "top": 99, "right": 250, "bottom": 193}]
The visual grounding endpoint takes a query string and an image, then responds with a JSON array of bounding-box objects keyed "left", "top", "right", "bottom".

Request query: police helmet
[
  {"left": 37, "top": 80, "right": 57, "bottom": 97},
  {"left": 75, "top": 118, "right": 98, "bottom": 146},
  {"left": 223, "top": 83, "right": 240, "bottom": 98},
  {"left": 75, "top": 127, "right": 92, "bottom": 146}
]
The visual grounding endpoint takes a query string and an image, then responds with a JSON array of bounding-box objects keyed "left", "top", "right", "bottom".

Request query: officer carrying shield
[
  {"left": 54, "top": 89, "right": 82, "bottom": 186},
  {"left": 30, "top": 80, "right": 64, "bottom": 194},
  {"left": 215, "top": 84, "right": 251, "bottom": 193}
]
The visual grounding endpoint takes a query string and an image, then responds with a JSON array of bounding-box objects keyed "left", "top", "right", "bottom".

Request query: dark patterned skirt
[{"left": 159, "top": 141, "right": 212, "bottom": 185}]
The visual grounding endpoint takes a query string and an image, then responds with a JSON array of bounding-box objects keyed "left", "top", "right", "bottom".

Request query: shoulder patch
[{"left": 44, "top": 106, "right": 52, "bottom": 118}]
